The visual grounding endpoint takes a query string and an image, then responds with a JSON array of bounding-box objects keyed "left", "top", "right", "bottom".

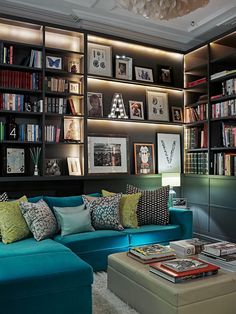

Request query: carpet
[{"left": 92, "top": 272, "right": 139, "bottom": 314}]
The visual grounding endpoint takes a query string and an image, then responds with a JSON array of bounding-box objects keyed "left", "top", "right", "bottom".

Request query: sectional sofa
[{"left": 0, "top": 194, "right": 192, "bottom": 314}]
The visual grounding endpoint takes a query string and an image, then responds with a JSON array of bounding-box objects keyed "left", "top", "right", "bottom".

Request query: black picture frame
[
  {"left": 45, "top": 159, "right": 62, "bottom": 176},
  {"left": 134, "top": 143, "right": 155, "bottom": 175},
  {"left": 157, "top": 65, "right": 173, "bottom": 85}
]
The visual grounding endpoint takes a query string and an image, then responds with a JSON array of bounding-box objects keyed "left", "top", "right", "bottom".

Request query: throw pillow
[
  {"left": 0, "top": 196, "right": 31, "bottom": 244},
  {"left": 102, "top": 190, "right": 141, "bottom": 228},
  {"left": 53, "top": 204, "right": 94, "bottom": 236},
  {"left": 0, "top": 192, "right": 8, "bottom": 202},
  {"left": 19, "top": 199, "right": 58, "bottom": 241},
  {"left": 126, "top": 184, "right": 170, "bottom": 226},
  {"left": 82, "top": 194, "right": 124, "bottom": 230}
]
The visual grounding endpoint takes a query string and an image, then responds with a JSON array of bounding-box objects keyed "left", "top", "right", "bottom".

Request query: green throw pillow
[
  {"left": 102, "top": 190, "right": 141, "bottom": 228},
  {"left": 0, "top": 196, "right": 31, "bottom": 244}
]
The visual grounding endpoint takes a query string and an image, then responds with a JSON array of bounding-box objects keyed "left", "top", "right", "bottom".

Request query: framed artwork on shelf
[
  {"left": 6, "top": 147, "right": 25, "bottom": 175},
  {"left": 129, "top": 101, "right": 144, "bottom": 120},
  {"left": 134, "top": 143, "right": 155, "bottom": 175},
  {"left": 68, "top": 60, "right": 80, "bottom": 73},
  {"left": 45, "top": 159, "right": 62, "bottom": 176},
  {"left": 88, "top": 135, "right": 128, "bottom": 174},
  {"left": 157, "top": 65, "right": 173, "bottom": 85},
  {"left": 146, "top": 90, "right": 169, "bottom": 121},
  {"left": 172, "top": 106, "right": 183, "bottom": 122},
  {"left": 115, "top": 55, "right": 132, "bottom": 80},
  {"left": 134, "top": 66, "right": 154, "bottom": 82},
  {"left": 157, "top": 133, "right": 181, "bottom": 173},
  {"left": 87, "top": 92, "right": 103, "bottom": 117},
  {"left": 67, "top": 157, "right": 81, "bottom": 176},
  {"left": 88, "top": 42, "right": 112, "bottom": 77},
  {"left": 46, "top": 55, "right": 62, "bottom": 70},
  {"left": 64, "top": 117, "right": 81, "bottom": 142},
  {"left": 69, "top": 82, "right": 80, "bottom": 94}
]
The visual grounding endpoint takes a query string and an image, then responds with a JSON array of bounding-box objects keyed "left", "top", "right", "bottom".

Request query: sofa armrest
[{"left": 169, "top": 208, "right": 193, "bottom": 239}]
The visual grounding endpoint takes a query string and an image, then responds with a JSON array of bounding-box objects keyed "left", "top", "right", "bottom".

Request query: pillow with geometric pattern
[
  {"left": 0, "top": 192, "right": 8, "bottom": 239},
  {"left": 126, "top": 184, "right": 170, "bottom": 226}
]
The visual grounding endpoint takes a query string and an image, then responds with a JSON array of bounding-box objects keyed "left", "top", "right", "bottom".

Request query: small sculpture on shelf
[
  {"left": 108, "top": 93, "right": 128, "bottom": 119},
  {"left": 30, "top": 147, "right": 41, "bottom": 176}
]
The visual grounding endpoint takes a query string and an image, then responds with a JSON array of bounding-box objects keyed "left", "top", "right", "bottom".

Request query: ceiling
[{"left": 0, "top": 0, "right": 236, "bottom": 51}]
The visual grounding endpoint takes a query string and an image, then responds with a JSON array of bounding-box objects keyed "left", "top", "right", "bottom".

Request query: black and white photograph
[
  {"left": 135, "top": 66, "right": 154, "bottom": 82},
  {"left": 88, "top": 43, "right": 112, "bottom": 77},
  {"left": 87, "top": 92, "right": 103, "bottom": 117},
  {"left": 45, "top": 159, "right": 62, "bottom": 176},
  {"left": 46, "top": 55, "right": 62, "bottom": 70},
  {"left": 146, "top": 90, "right": 169, "bottom": 121},
  {"left": 172, "top": 198, "right": 188, "bottom": 208},
  {"left": 115, "top": 55, "right": 132, "bottom": 80},
  {"left": 129, "top": 101, "right": 144, "bottom": 120},
  {"left": 172, "top": 106, "right": 183, "bottom": 122},
  {"left": 157, "top": 65, "right": 173, "bottom": 85}
]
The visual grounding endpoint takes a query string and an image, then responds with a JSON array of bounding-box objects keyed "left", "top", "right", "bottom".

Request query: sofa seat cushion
[{"left": 123, "top": 224, "right": 182, "bottom": 247}]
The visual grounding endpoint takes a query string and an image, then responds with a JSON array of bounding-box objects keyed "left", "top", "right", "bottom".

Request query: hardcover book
[
  {"left": 161, "top": 258, "right": 207, "bottom": 272},
  {"left": 130, "top": 244, "right": 175, "bottom": 260},
  {"left": 203, "top": 241, "right": 236, "bottom": 257},
  {"left": 127, "top": 252, "right": 176, "bottom": 264}
]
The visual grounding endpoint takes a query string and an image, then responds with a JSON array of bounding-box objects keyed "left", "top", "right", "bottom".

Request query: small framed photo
[
  {"left": 88, "top": 135, "right": 128, "bottom": 174},
  {"left": 129, "top": 101, "right": 144, "bottom": 120},
  {"left": 67, "top": 157, "right": 81, "bottom": 176},
  {"left": 88, "top": 42, "right": 112, "bottom": 77},
  {"left": 172, "top": 106, "right": 183, "bottom": 122},
  {"left": 46, "top": 55, "right": 62, "bottom": 70},
  {"left": 69, "top": 82, "right": 80, "bottom": 94},
  {"left": 87, "top": 92, "right": 103, "bottom": 117},
  {"left": 115, "top": 55, "right": 132, "bottom": 80},
  {"left": 157, "top": 65, "right": 173, "bottom": 85},
  {"left": 134, "top": 66, "right": 154, "bottom": 83},
  {"left": 134, "top": 143, "right": 155, "bottom": 175},
  {"left": 173, "top": 198, "right": 188, "bottom": 209},
  {"left": 64, "top": 117, "right": 81, "bottom": 142},
  {"left": 68, "top": 60, "right": 80, "bottom": 73},
  {"left": 6, "top": 147, "right": 25, "bottom": 175},
  {"left": 45, "top": 159, "right": 62, "bottom": 176},
  {"left": 146, "top": 90, "right": 169, "bottom": 121}
]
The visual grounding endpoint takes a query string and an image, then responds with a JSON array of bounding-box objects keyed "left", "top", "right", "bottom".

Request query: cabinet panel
[{"left": 210, "top": 178, "right": 236, "bottom": 208}]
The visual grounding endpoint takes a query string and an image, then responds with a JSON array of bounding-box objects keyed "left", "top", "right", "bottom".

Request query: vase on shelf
[
  {"left": 34, "top": 164, "right": 39, "bottom": 176},
  {"left": 30, "top": 147, "right": 41, "bottom": 176}
]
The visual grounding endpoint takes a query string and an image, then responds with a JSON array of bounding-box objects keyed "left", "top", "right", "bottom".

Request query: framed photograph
[
  {"left": 67, "top": 157, "right": 81, "bottom": 176},
  {"left": 134, "top": 66, "right": 153, "bottom": 82},
  {"left": 88, "top": 135, "right": 128, "bottom": 174},
  {"left": 68, "top": 60, "right": 80, "bottom": 73},
  {"left": 134, "top": 143, "right": 155, "bottom": 175},
  {"left": 45, "top": 159, "right": 62, "bottom": 176},
  {"left": 46, "top": 55, "right": 62, "bottom": 70},
  {"left": 87, "top": 92, "right": 103, "bottom": 117},
  {"left": 172, "top": 106, "right": 183, "bottom": 122},
  {"left": 172, "top": 198, "right": 188, "bottom": 209},
  {"left": 88, "top": 42, "right": 112, "bottom": 77},
  {"left": 146, "top": 90, "right": 169, "bottom": 121},
  {"left": 69, "top": 82, "right": 80, "bottom": 94},
  {"left": 157, "top": 133, "right": 181, "bottom": 173},
  {"left": 129, "top": 101, "right": 144, "bottom": 120},
  {"left": 6, "top": 148, "right": 25, "bottom": 174},
  {"left": 115, "top": 55, "right": 132, "bottom": 80},
  {"left": 157, "top": 65, "right": 173, "bottom": 85},
  {"left": 64, "top": 117, "right": 81, "bottom": 141}
]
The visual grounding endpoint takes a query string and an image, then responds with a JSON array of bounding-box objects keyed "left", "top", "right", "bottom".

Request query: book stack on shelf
[
  {"left": 211, "top": 69, "right": 236, "bottom": 80},
  {"left": 185, "top": 124, "right": 208, "bottom": 149},
  {"left": 199, "top": 241, "right": 236, "bottom": 272},
  {"left": 0, "top": 70, "right": 41, "bottom": 90},
  {"left": 185, "top": 152, "right": 208, "bottom": 174},
  {"left": 186, "top": 77, "right": 207, "bottom": 88},
  {"left": 128, "top": 244, "right": 176, "bottom": 264},
  {"left": 149, "top": 257, "right": 220, "bottom": 283},
  {"left": 169, "top": 238, "right": 209, "bottom": 257},
  {"left": 213, "top": 152, "right": 236, "bottom": 176}
]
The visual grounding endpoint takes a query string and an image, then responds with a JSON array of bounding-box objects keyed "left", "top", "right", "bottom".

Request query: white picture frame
[
  {"left": 69, "top": 82, "right": 80, "bottom": 94},
  {"left": 134, "top": 66, "right": 154, "bottom": 82},
  {"left": 147, "top": 90, "right": 169, "bottom": 121},
  {"left": 67, "top": 157, "right": 81, "bottom": 176},
  {"left": 6, "top": 148, "right": 25, "bottom": 174},
  {"left": 46, "top": 55, "right": 62, "bottom": 70},
  {"left": 129, "top": 101, "right": 144, "bottom": 120},
  {"left": 115, "top": 56, "right": 133, "bottom": 80},
  {"left": 157, "top": 133, "right": 181, "bottom": 173},
  {"left": 64, "top": 117, "right": 81, "bottom": 141},
  {"left": 88, "top": 43, "right": 112, "bottom": 77}
]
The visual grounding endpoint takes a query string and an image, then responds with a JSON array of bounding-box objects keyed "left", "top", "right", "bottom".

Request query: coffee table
[{"left": 107, "top": 252, "right": 236, "bottom": 314}]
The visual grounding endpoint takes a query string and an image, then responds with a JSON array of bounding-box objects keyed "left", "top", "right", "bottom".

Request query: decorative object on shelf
[
  {"left": 67, "top": 157, "right": 81, "bottom": 176},
  {"left": 134, "top": 66, "right": 153, "bottom": 82},
  {"left": 162, "top": 172, "right": 181, "bottom": 207},
  {"left": 172, "top": 198, "right": 188, "bottom": 209},
  {"left": 88, "top": 42, "right": 112, "bottom": 77},
  {"left": 115, "top": 55, "right": 133, "bottom": 80},
  {"left": 88, "top": 135, "right": 128, "bottom": 174},
  {"left": 45, "top": 159, "right": 62, "bottom": 176},
  {"left": 157, "top": 133, "right": 181, "bottom": 173},
  {"left": 29, "top": 147, "right": 41, "bottom": 176},
  {"left": 108, "top": 93, "right": 128, "bottom": 119},
  {"left": 129, "top": 100, "right": 144, "bottom": 120},
  {"left": 64, "top": 117, "right": 81, "bottom": 141},
  {"left": 116, "top": 0, "right": 209, "bottom": 20},
  {"left": 134, "top": 143, "right": 155, "bottom": 175},
  {"left": 6, "top": 116, "right": 18, "bottom": 140},
  {"left": 157, "top": 65, "right": 173, "bottom": 85},
  {"left": 146, "top": 90, "right": 169, "bottom": 121},
  {"left": 68, "top": 60, "right": 80, "bottom": 73},
  {"left": 69, "top": 82, "right": 80, "bottom": 94},
  {"left": 87, "top": 92, "right": 103, "bottom": 117},
  {"left": 172, "top": 106, "right": 183, "bottom": 122},
  {"left": 6, "top": 147, "right": 25, "bottom": 174},
  {"left": 46, "top": 55, "right": 62, "bottom": 70}
]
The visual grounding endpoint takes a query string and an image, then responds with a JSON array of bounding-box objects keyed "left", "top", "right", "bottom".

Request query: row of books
[
  {"left": 185, "top": 124, "right": 208, "bottom": 149},
  {"left": 0, "top": 70, "right": 42, "bottom": 90},
  {"left": 19, "top": 124, "right": 41, "bottom": 142},
  {"left": 186, "top": 77, "right": 207, "bottom": 88},
  {"left": 222, "top": 122, "right": 236, "bottom": 147},
  {"left": 45, "top": 97, "right": 67, "bottom": 114},
  {"left": 212, "top": 99, "right": 236, "bottom": 118},
  {"left": 29, "top": 49, "right": 42, "bottom": 68},
  {"left": 45, "top": 77, "right": 69, "bottom": 93},
  {"left": 185, "top": 152, "right": 208, "bottom": 174},
  {"left": 0, "top": 93, "right": 43, "bottom": 113},
  {"left": 0, "top": 43, "right": 13, "bottom": 64},
  {"left": 185, "top": 103, "right": 208, "bottom": 123},
  {"left": 213, "top": 152, "right": 236, "bottom": 176},
  {"left": 211, "top": 69, "right": 236, "bottom": 80},
  {"left": 45, "top": 125, "right": 61, "bottom": 143}
]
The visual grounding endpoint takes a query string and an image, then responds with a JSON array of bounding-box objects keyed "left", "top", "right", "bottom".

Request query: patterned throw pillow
[
  {"left": 19, "top": 199, "right": 58, "bottom": 241},
  {"left": 102, "top": 190, "right": 141, "bottom": 228},
  {"left": 0, "top": 192, "right": 8, "bottom": 202},
  {"left": 0, "top": 196, "right": 31, "bottom": 244},
  {"left": 82, "top": 194, "right": 123, "bottom": 230},
  {"left": 126, "top": 184, "right": 170, "bottom": 226}
]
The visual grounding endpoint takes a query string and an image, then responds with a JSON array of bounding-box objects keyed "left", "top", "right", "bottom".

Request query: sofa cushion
[{"left": 0, "top": 192, "right": 8, "bottom": 202}]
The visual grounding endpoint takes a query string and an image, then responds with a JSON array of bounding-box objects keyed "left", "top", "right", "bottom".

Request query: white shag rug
[{"left": 92, "top": 272, "right": 139, "bottom": 314}]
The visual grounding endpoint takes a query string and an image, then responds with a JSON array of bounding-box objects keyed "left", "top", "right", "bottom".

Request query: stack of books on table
[
  {"left": 149, "top": 257, "right": 220, "bottom": 283},
  {"left": 128, "top": 244, "right": 176, "bottom": 264},
  {"left": 169, "top": 238, "right": 210, "bottom": 257},
  {"left": 199, "top": 241, "right": 236, "bottom": 272}
]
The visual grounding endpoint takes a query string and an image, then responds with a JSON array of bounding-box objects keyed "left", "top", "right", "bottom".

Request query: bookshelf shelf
[{"left": 0, "top": 63, "right": 42, "bottom": 71}]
